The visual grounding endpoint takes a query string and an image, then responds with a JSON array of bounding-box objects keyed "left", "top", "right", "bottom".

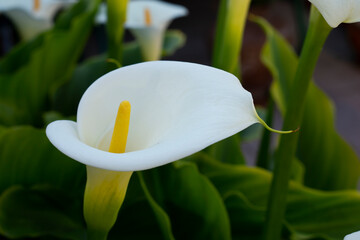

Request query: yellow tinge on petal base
[{"left": 83, "top": 101, "right": 133, "bottom": 240}]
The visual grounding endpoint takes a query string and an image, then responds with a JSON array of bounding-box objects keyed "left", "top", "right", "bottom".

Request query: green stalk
[
  {"left": 263, "top": 6, "right": 332, "bottom": 240},
  {"left": 212, "top": 0, "right": 251, "bottom": 76},
  {"left": 106, "top": 0, "right": 128, "bottom": 64}
]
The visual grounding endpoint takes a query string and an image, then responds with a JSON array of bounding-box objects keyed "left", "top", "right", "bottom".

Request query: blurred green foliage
[{"left": 254, "top": 16, "right": 360, "bottom": 190}]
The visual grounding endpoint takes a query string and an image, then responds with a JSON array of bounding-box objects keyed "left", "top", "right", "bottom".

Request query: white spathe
[
  {"left": 308, "top": 0, "right": 360, "bottom": 27},
  {"left": 344, "top": 230, "right": 360, "bottom": 240},
  {"left": 0, "top": 0, "right": 75, "bottom": 40},
  {"left": 125, "top": 0, "right": 188, "bottom": 61},
  {"left": 46, "top": 61, "right": 259, "bottom": 171}
]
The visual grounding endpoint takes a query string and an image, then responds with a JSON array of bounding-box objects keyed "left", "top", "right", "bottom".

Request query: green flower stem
[
  {"left": 84, "top": 166, "right": 133, "bottom": 240},
  {"left": 106, "top": 0, "right": 129, "bottom": 64},
  {"left": 212, "top": 0, "right": 251, "bottom": 76},
  {"left": 263, "top": 6, "right": 332, "bottom": 240}
]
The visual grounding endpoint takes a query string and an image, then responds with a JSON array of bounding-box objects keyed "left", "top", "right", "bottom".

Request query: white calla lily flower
[
  {"left": 125, "top": 0, "right": 188, "bottom": 61},
  {"left": 345, "top": 230, "right": 360, "bottom": 240},
  {"left": 0, "top": 0, "right": 75, "bottom": 40},
  {"left": 46, "top": 61, "right": 291, "bottom": 235},
  {"left": 46, "top": 61, "right": 259, "bottom": 172},
  {"left": 308, "top": 0, "right": 360, "bottom": 27}
]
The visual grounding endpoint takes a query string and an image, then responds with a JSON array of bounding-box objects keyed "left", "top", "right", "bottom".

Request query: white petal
[
  {"left": 308, "top": 0, "right": 352, "bottom": 27},
  {"left": 47, "top": 61, "right": 258, "bottom": 171},
  {"left": 129, "top": 27, "right": 164, "bottom": 61},
  {"left": 344, "top": 230, "right": 360, "bottom": 240},
  {"left": 95, "top": 2, "right": 107, "bottom": 24},
  {"left": 345, "top": 0, "right": 360, "bottom": 24},
  {"left": 0, "top": 1, "right": 32, "bottom": 13}
]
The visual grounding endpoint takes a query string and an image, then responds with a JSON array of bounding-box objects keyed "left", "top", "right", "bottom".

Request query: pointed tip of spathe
[
  {"left": 292, "top": 127, "right": 300, "bottom": 133},
  {"left": 255, "top": 111, "right": 299, "bottom": 135},
  {"left": 107, "top": 58, "right": 121, "bottom": 68}
]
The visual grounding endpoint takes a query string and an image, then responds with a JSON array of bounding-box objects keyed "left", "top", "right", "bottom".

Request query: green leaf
[
  {"left": 0, "top": 185, "right": 85, "bottom": 240},
  {"left": 255, "top": 16, "right": 360, "bottom": 190},
  {"left": 224, "top": 192, "right": 267, "bottom": 239},
  {"left": 0, "top": 0, "right": 101, "bottom": 126},
  {"left": 0, "top": 126, "right": 85, "bottom": 196},
  {"left": 194, "top": 154, "right": 360, "bottom": 240},
  {"left": 53, "top": 54, "right": 113, "bottom": 116},
  {"left": 108, "top": 174, "right": 171, "bottom": 240},
  {"left": 110, "top": 199, "right": 169, "bottom": 240},
  {"left": 140, "top": 161, "right": 232, "bottom": 240},
  {"left": 224, "top": 192, "right": 293, "bottom": 240},
  {"left": 42, "top": 111, "right": 76, "bottom": 126},
  {"left": 138, "top": 172, "right": 175, "bottom": 240},
  {"left": 162, "top": 30, "right": 186, "bottom": 57},
  {"left": 205, "top": 133, "right": 245, "bottom": 165}
]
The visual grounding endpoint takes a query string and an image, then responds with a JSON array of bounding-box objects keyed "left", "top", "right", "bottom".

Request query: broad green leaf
[
  {"left": 53, "top": 54, "right": 113, "bottom": 116},
  {"left": 291, "top": 157, "right": 305, "bottom": 184},
  {"left": 110, "top": 199, "right": 169, "bottom": 240},
  {"left": 205, "top": 133, "right": 245, "bottom": 165},
  {"left": 141, "top": 161, "right": 231, "bottom": 240},
  {"left": 254, "top": 16, "right": 360, "bottom": 190},
  {"left": 0, "top": 185, "right": 85, "bottom": 240},
  {"left": 42, "top": 111, "right": 76, "bottom": 126},
  {"left": 138, "top": 172, "right": 175, "bottom": 240},
  {"left": 109, "top": 174, "right": 171, "bottom": 240},
  {"left": 0, "top": 126, "right": 85, "bottom": 195},
  {"left": 224, "top": 192, "right": 293, "bottom": 240},
  {"left": 0, "top": 0, "right": 101, "bottom": 126},
  {"left": 225, "top": 192, "right": 265, "bottom": 240},
  {"left": 194, "top": 154, "right": 360, "bottom": 240}
]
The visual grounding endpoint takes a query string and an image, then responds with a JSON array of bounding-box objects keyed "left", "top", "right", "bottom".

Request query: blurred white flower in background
[
  {"left": 0, "top": 0, "right": 75, "bottom": 40},
  {"left": 96, "top": 0, "right": 188, "bottom": 61}
]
